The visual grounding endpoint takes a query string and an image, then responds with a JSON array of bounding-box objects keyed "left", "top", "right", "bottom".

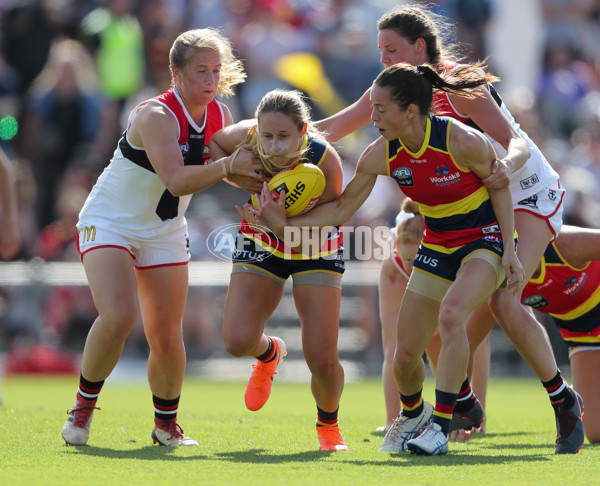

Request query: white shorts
[
  {"left": 514, "top": 180, "right": 565, "bottom": 241},
  {"left": 76, "top": 223, "right": 191, "bottom": 269}
]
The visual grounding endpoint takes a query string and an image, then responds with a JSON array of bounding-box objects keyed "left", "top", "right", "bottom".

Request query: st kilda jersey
[
  {"left": 78, "top": 88, "right": 226, "bottom": 234},
  {"left": 434, "top": 60, "right": 559, "bottom": 204},
  {"left": 387, "top": 115, "right": 501, "bottom": 252}
]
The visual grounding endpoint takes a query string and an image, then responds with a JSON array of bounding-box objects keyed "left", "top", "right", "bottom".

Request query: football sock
[
  {"left": 432, "top": 389, "right": 458, "bottom": 435},
  {"left": 453, "top": 376, "right": 479, "bottom": 413},
  {"left": 542, "top": 370, "right": 575, "bottom": 410},
  {"left": 77, "top": 374, "right": 104, "bottom": 402},
  {"left": 153, "top": 395, "right": 180, "bottom": 421},
  {"left": 256, "top": 337, "right": 276, "bottom": 362},
  {"left": 316, "top": 406, "right": 339, "bottom": 427},
  {"left": 400, "top": 389, "right": 423, "bottom": 419}
]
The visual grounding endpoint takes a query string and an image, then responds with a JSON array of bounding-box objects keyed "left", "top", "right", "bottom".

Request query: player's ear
[{"left": 300, "top": 123, "right": 307, "bottom": 136}]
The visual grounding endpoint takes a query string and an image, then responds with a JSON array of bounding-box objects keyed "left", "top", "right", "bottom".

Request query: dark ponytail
[{"left": 375, "top": 61, "right": 499, "bottom": 114}]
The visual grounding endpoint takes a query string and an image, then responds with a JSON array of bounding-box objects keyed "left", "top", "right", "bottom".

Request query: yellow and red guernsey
[
  {"left": 386, "top": 115, "right": 500, "bottom": 254},
  {"left": 522, "top": 243, "right": 600, "bottom": 345}
]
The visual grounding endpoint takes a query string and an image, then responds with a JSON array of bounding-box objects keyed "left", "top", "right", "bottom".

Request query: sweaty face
[
  {"left": 377, "top": 29, "right": 426, "bottom": 68},
  {"left": 370, "top": 84, "right": 407, "bottom": 140},
  {"left": 257, "top": 112, "right": 304, "bottom": 167},
  {"left": 177, "top": 48, "right": 222, "bottom": 104}
]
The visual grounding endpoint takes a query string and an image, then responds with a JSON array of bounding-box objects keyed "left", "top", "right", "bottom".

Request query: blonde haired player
[
  {"left": 61, "top": 28, "right": 264, "bottom": 447},
  {"left": 209, "top": 88, "right": 347, "bottom": 451}
]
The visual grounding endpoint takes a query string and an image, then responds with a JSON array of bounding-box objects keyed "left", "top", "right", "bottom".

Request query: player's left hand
[{"left": 482, "top": 158, "right": 510, "bottom": 190}]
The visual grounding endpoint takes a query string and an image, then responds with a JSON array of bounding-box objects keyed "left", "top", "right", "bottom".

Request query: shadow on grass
[
  {"left": 213, "top": 448, "right": 553, "bottom": 466},
  {"left": 62, "top": 445, "right": 207, "bottom": 461}
]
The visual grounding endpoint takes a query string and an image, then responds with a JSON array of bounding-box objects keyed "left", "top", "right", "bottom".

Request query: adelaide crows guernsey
[
  {"left": 78, "top": 88, "right": 225, "bottom": 235},
  {"left": 433, "top": 60, "right": 559, "bottom": 204},
  {"left": 240, "top": 134, "right": 342, "bottom": 259},
  {"left": 387, "top": 115, "right": 500, "bottom": 253},
  {"left": 521, "top": 243, "right": 600, "bottom": 343}
]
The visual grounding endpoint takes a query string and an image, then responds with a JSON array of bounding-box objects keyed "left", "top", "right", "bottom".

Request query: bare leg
[
  {"left": 378, "top": 256, "right": 406, "bottom": 425},
  {"left": 571, "top": 349, "right": 600, "bottom": 443},
  {"left": 80, "top": 248, "right": 139, "bottom": 381},
  {"left": 294, "top": 284, "right": 344, "bottom": 412},
  {"left": 488, "top": 212, "right": 557, "bottom": 381},
  {"left": 137, "top": 264, "right": 189, "bottom": 399},
  {"left": 222, "top": 273, "right": 284, "bottom": 357}
]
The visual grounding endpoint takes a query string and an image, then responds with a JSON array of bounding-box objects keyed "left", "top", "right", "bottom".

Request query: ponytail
[{"left": 375, "top": 61, "right": 499, "bottom": 114}]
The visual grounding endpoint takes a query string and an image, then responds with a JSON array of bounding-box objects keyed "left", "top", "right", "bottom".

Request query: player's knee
[
  {"left": 438, "top": 301, "right": 465, "bottom": 335},
  {"left": 148, "top": 334, "right": 184, "bottom": 357},
  {"left": 96, "top": 307, "right": 137, "bottom": 342},
  {"left": 306, "top": 353, "right": 340, "bottom": 379},
  {"left": 393, "top": 346, "right": 420, "bottom": 372},
  {"left": 487, "top": 289, "right": 516, "bottom": 321},
  {"left": 223, "top": 335, "right": 254, "bottom": 357},
  {"left": 99, "top": 304, "right": 138, "bottom": 330}
]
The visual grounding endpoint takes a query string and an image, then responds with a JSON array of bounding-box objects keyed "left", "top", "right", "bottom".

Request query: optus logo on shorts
[{"left": 206, "top": 224, "right": 276, "bottom": 262}]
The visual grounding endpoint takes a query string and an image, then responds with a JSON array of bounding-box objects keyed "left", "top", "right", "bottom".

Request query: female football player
[
  {"left": 315, "top": 4, "right": 582, "bottom": 455},
  {"left": 253, "top": 63, "right": 526, "bottom": 456},
  {"left": 209, "top": 88, "right": 348, "bottom": 451}
]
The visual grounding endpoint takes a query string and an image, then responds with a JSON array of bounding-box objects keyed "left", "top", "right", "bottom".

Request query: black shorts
[{"left": 231, "top": 233, "right": 345, "bottom": 288}]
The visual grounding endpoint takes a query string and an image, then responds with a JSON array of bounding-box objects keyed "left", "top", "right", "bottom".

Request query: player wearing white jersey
[{"left": 61, "top": 28, "right": 264, "bottom": 448}]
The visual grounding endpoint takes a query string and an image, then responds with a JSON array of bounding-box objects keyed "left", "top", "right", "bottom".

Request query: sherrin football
[{"left": 251, "top": 163, "right": 326, "bottom": 217}]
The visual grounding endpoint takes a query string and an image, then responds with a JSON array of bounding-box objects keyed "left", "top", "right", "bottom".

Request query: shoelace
[
  {"left": 157, "top": 420, "right": 186, "bottom": 440},
  {"left": 384, "top": 415, "right": 408, "bottom": 442},
  {"left": 67, "top": 404, "right": 101, "bottom": 428},
  {"left": 249, "top": 363, "right": 277, "bottom": 389}
]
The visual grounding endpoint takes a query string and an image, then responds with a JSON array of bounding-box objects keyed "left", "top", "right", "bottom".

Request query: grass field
[{"left": 0, "top": 375, "right": 596, "bottom": 485}]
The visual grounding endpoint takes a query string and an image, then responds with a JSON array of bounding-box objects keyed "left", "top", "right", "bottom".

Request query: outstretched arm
[
  {"left": 252, "top": 138, "right": 387, "bottom": 241},
  {"left": 315, "top": 88, "right": 373, "bottom": 143}
]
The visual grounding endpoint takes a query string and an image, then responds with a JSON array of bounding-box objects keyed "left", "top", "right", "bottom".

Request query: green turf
[{"left": 0, "top": 376, "right": 596, "bottom": 485}]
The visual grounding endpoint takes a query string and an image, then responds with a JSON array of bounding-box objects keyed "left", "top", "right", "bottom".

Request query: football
[{"left": 252, "top": 163, "right": 326, "bottom": 217}]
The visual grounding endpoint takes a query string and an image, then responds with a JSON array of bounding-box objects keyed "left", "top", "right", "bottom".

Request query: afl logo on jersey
[
  {"left": 179, "top": 142, "right": 190, "bottom": 155},
  {"left": 392, "top": 167, "right": 414, "bottom": 186}
]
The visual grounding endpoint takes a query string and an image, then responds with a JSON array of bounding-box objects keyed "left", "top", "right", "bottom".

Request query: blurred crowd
[{"left": 1, "top": 0, "right": 600, "bottom": 368}]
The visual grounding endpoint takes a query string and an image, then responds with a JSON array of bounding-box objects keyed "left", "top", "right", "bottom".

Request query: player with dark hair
[
  {"left": 254, "top": 62, "right": 525, "bottom": 456},
  {"left": 377, "top": 198, "right": 490, "bottom": 438},
  {"left": 316, "top": 3, "right": 583, "bottom": 455}
]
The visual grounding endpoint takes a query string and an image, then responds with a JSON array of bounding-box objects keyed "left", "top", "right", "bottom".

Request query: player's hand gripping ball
[{"left": 251, "top": 163, "right": 325, "bottom": 217}]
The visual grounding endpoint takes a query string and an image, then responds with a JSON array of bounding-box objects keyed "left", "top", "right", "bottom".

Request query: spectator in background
[
  {"left": 0, "top": 0, "right": 57, "bottom": 98},
  {"left": 25, "top": 39, "right": 101, "bottom": 228},
  {"left": 536, "top": 41, "right": 597, "bottom": 140},
  {"left": 78, "top": 0, "right": 145, "bottom": 159}
]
